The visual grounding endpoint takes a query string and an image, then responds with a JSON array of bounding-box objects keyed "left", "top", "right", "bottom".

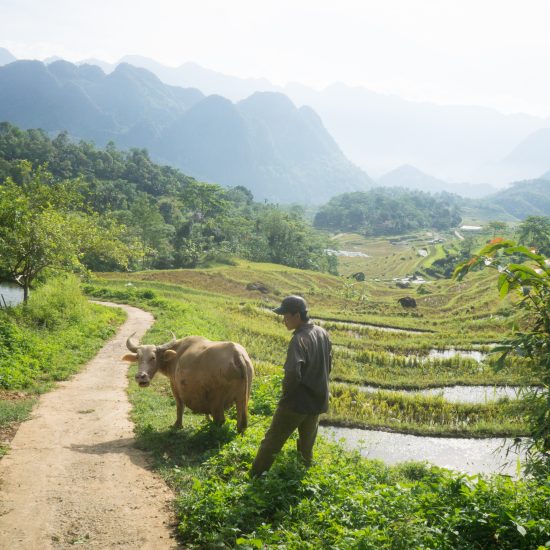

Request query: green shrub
[{"left": 21, "top": 274, "right": 88, "bottom": 329}]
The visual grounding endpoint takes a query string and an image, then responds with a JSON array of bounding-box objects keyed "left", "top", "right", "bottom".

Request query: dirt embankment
[{"left": 0, "top": 302, "right": 183, "bottom": 549}]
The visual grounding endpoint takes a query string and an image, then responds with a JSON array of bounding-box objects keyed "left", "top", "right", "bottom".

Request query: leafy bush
[
  {"left": 20, "top": 273, "right": 88, "bottom": 329},
  {"left": 455, "top": 239, "right": 550, "bottom": 476}
]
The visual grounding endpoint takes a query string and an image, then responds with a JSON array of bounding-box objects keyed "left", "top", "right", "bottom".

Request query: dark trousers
[{"left": 251, "top": 403, "right": 319, "bottom": 476}]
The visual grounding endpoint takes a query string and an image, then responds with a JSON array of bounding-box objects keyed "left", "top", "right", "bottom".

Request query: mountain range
[
  {"left": 2, "top": 49, "right": 550, "bottom": 197},
  {"left": 49, "top": 52, "right": 550, "bottom": 187},
  {"left": 478, "top": 178, "right": 550, "bottom": 220},
  {"left": 0, "top": 58, "right": 371, "bottom": 203}
]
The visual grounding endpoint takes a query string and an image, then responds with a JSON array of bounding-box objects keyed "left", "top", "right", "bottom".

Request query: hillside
[
  {"left": 377, "top": 164, "right": 496, "bottom": 198},
  {"left": 0, "top": 60, "right": 372, "bottom": 203},
  {"left": 479, "top": 178, "right": 550, "bottom": 220},
  {"left": 0, "top": 121, "right": 338, "bottom": 274},
  {"left": 313, "top": 188, "right": 462, "bottom": 236},
  {"left": 494, "top": 128, "right": 550, "bottom": 182}
]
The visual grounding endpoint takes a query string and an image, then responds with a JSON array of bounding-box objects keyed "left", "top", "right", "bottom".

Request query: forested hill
[
  {"left": 313, "top": 188, "right": 462, "bottom": 235},
  {"left": 477, "top": 178, "right": 550, "bottom": 220},
  {"left": 0, "top": 60, "right": 372, "bottom": 204},
  {"left": 0, "top": 122, "right": 337, "bottom": 274}
]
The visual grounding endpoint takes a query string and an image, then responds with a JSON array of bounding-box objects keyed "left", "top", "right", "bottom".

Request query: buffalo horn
[
  {"left": 158, "top": 332, "right": 177, "bottom": 352},
  {"left": 126, "top": 333, "right": 139, "bottom": 352}
]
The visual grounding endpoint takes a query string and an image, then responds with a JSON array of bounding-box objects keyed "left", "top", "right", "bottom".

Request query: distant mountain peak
[
  {"left": 0, "top": 47, "right": 17, "bottom": 66},
  {"left": 238, "top": 91, "right": 297, "bottom": 114}
]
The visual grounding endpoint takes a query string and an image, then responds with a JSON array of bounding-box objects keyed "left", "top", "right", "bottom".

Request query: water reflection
[
  {"left": 353, "top": 384, "right": 522, "bottom": 404},
  {"left": 0, "top": 283, "right": 24, "bottom": 307},
  {"left": 428, "top": 348, "right": 486, "bottom": 362},
  {"left": 320, "top": 425, "right": 524, "bottom": 476}
]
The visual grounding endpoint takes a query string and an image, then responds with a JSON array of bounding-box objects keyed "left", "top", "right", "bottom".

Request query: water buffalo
[{"left": 122, "top": 334, "right": 254, "bottom": 433}]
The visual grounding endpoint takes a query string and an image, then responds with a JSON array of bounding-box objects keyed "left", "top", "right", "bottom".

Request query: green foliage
[
  {"left": 0, "top": 162, "right": 134, "bottom": 298},
  {"left": 176, "top": 429, "right": 549, "bottom": 548},
  {"left": 0, "top": 122, "right": 337, "bottom": 275},
  {"left": 314, "top": 188, "right": 462, "bottom": 236},
  {"left": 0, "top": 275, "right": 124, "bottom": 390},
  {"left": 129, "top": 406, "right": 550, "bottom": 549},
  {"left": 517, "top": 215, "right": 550, "bottom": 255},
  {"left": 455, "top": 239, "right": 550, "bottom": 476}
]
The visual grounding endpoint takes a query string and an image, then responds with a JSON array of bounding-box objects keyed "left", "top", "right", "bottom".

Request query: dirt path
[{"left": 0, "top": 302, "right": 183, "bottom": 549}]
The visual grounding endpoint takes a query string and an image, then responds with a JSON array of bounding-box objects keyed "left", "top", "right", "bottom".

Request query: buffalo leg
[
  {"left": 170, "top": 380, "right": 184, "bottom": 429},
  {"left": 212, "top": 407, "right": 225, "bottom": 426},
  {"left": 236, "top": 394, "right": 249, "bottom": 434}
]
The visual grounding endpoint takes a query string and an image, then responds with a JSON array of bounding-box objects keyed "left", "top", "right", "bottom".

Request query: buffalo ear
[
  {"left": 163, "top": 349, "right": 178, "bottom": 360},
  {"left": 121, "top": 353, "right": 138, "bottom": 362}
]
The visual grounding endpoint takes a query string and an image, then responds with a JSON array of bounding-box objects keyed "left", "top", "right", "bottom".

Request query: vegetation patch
[{"left": 0, "top": 275, "right": 125, "bottom": 451}]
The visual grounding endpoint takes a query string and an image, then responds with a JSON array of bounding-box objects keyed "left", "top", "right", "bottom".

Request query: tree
[
  {"left": 127, "top": 194, "right": 175, "bottom": 269},
  {"left": 517, "top": 215, "right": 550, "bottom": 255},
  {"left": 0, "top": 163, "right": 134, "bottom": 301},
  {"left": 486, "top": 220, "right": 508, "bottom": 237},
  {"left": 454, "top": 239, "right": 550, "bottom": 476}
]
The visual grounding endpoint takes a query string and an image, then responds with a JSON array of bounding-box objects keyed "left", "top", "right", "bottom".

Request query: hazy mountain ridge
[
  {"left": 0, "top": 58, "right": 371, "bottom": 203},
  {"left": 54, "top": 51, "right": 550, "bottom": 186},
  {"left": 3, "top": 48, "right": 550, "bottom": 193},
  {"left": 479, "top": 179, "right": 550, "bottom": 220},
  {"left": 0, "top": 47, "right": 16, "bottom": 66},
  {"left": 377, "top": 164, "right": 497, "bottom": 198}
]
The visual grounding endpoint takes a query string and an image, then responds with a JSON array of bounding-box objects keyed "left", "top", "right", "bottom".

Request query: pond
[
  {"left": 316, "top": 317, "right": 431, "bottom": 335},
  {"left": 0, "top": 282, "right": 24, "bottom": 307},
  {"left": 354, "top": 384, "right": 523, "bottom": 404},
  {"left": 320, "top": 425, "right": 524, "bottom": 476},
  {"left": 427, "top": 348, "right": 486, "bottom": 362}
]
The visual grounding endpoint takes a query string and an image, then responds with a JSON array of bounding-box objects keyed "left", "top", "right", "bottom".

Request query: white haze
[{"left": 2, "top": 0, "right": 550, "bottom": 187}]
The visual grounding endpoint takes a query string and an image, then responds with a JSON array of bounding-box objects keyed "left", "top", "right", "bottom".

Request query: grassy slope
[
  {"left": 90, "top": 257, "right": 532, "bottom": 437},
  {"left": 87, "top": 235, "right": 548, "bottom": 548}
]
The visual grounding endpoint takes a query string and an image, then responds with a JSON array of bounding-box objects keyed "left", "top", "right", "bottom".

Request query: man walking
[{"left": 250, "top": 295, "right": 332, "bottom": 477}]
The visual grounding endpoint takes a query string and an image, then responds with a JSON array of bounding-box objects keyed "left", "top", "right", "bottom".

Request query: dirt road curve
[{"left": 0, "top": 302, "right": 183, "bottom": 549}]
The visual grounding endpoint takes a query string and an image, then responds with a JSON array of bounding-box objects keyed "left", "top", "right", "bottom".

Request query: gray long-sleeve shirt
[{"left": 280, "top": 322, "right": 332, "bottom": 414}]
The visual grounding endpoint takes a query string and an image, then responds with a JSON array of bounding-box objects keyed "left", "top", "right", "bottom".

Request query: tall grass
[{"left": 0, "top": 274, "right": 125, "bottom": 391}]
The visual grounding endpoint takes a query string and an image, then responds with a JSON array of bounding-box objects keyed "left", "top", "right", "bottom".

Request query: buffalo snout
[{"left": 135, "top": 372, "right": 151, "bottom": 387}]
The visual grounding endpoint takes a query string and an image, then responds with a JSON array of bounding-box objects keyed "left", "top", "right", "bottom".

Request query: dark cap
[{"left": 273, "top": 295, "right": 308, "bottom": 315}]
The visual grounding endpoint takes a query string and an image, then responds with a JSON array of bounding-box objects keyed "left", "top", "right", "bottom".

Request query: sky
[{"left": 2, "top": 0, "right": 550, "bottom": 117}]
